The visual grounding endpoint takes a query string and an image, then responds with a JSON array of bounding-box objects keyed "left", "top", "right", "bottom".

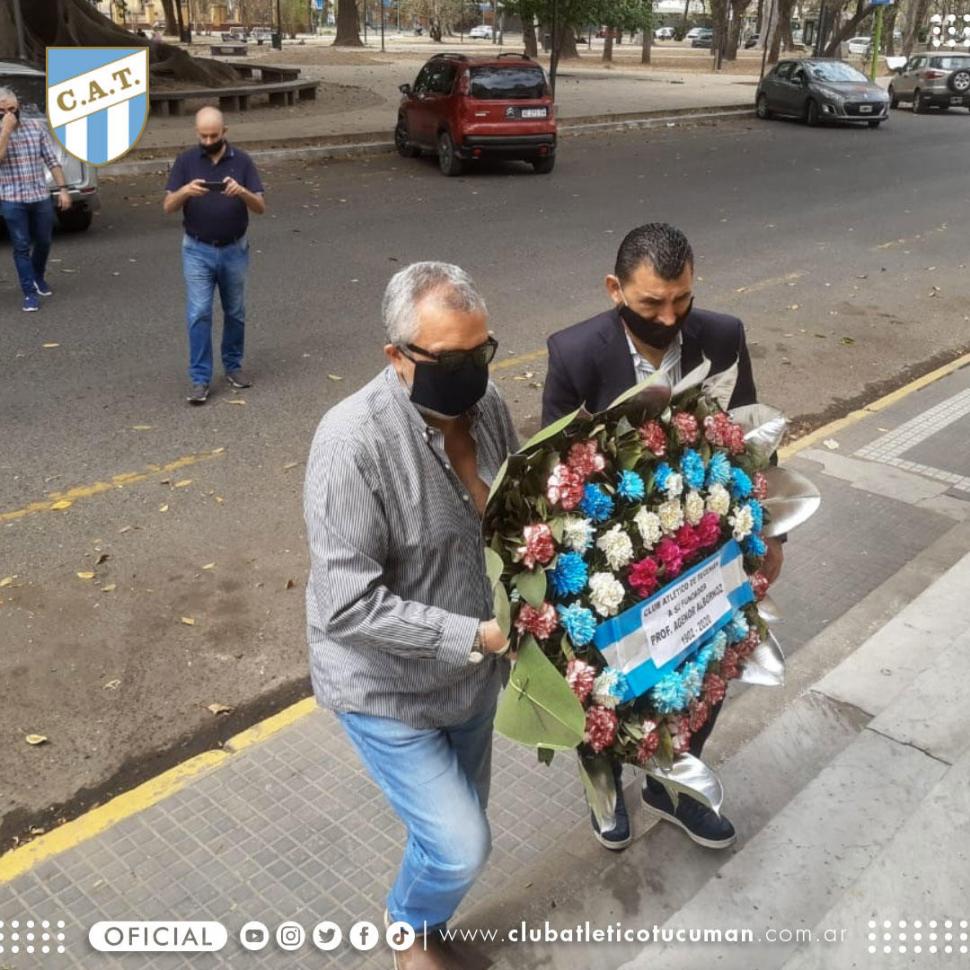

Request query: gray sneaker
[
  {"left": 187, "top": 383, "right": 210, "bottom": 405},
  {"left": 225, "top": 369, "right": 252, "bottom": 389}
]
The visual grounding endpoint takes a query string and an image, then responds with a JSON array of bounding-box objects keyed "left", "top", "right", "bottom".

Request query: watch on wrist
[{"left": 468, "top": 624, "right": 485, "bottom": 664}]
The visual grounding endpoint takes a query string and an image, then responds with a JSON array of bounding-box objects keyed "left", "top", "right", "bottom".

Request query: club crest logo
[{"left": 46, "top": 47, "right": 149, "bottom": 165}]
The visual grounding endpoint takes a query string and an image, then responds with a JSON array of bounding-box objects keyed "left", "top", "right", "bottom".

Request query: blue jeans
[
  {"left": 1, "top": 198, "right": 54, "bottom": 297},
  {"left": 337, "top": 703, "right": 495, "bottom": 933},
  {"left": 181, "top": 234, "right": 249, "bottom": 384}
]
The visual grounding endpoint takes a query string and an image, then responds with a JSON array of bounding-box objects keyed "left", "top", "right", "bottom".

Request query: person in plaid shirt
[{"left": 0, "top": 86, "right": 72, "bottom": 312}]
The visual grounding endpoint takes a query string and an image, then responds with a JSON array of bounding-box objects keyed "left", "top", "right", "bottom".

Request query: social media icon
[
  {"left": 349, "top": 920, "right": 380, "bottom": 951},
  {"left": 275, "top": 921, "right": 306, "bottom": 951},
  {"left": 311, "top": 920, "right": 343, "bottom": 952},
  {"left": 239, "top": 921, "right": 269, "bottom": 951},
  {"left": 386, "top": 921, "right": 416, "bottom": 952}
]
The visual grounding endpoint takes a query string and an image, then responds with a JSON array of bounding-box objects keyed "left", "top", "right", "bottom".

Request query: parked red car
[{"left": 394, "top": 52, "right": 557, "bottom": 176}]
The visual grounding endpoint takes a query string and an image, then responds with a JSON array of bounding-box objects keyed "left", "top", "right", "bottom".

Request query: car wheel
[
  {"left": 394, "top": 117, "right": 420, "bottom": 158},
  {"left": 437, "top": 131, "right": 463, "bottom": 177},
  {"left": 531, "top": 155, "right": 555, "bottom": 174},
  {"left": 913, "top": 89, "right": 928, "bottom": 113},
  {"left": 805, "top": 98, "right": 820, "bottom": 126},
  {"left": 888, "top": 85, "right": 899, "bottom": 109},
  {"left": 948, "top": 68, "right": 970, "bottom": 95},
  {"left": 867, "top": 119, "right": 881, "bottom": 128},
  {"left": 56, "top": 208, "right": 92, "bottom": 232},
  {"left": 756, "top": 93, "right": 773, "bottom": 119}
]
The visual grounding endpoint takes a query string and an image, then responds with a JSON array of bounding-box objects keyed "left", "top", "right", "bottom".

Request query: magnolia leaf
[
  {"left": 737, "top": 631, "right": 786, "bottom": 686},
  {"left": 514, "top": 568, "right": 547, "bottom": 609},
  {"left": 484, "top": 547, "right": 505, "bottom": 590},
  {"left": 538, "top": 747, "right": 555, "bottom": 766},
  {"left": 493, "top": 583, "right": 511, "bottom": 638},
  {"left": 757, "top": 593, "right": 782, "bottom": 625},
  {"left": 761, "top": 466, "right": 821, "bottom": 536},
  {"left": 494, "top": 637, "right": 586, "bottom": 751},
  {"left": 643, "top": 753, "right": 724, "bottom": 815},
  {"left": 606, "top": 372, "right": 672, "bottom": 415},
  {"left": 548, "top": 517, "right": 565, "bottom": 544},
  {"left": 485, "top": 457, "right": 510, "bottom": 510},
  {"left": 729, "top": 403, "right": 789, "bottom": 459},
  {"left": 672, "top": 356, "right": 712, "bottom": 397},
  {"left": 578, "top": 753, "right": 617, "bottom": 833},
  {"left": 702, "top": 359, "right": 739, "bottom": 410},
  {"left": 518, "top": 405, "right": 585, "bottom": 453}
]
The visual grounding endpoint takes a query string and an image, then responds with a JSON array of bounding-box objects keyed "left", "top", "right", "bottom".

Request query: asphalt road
[{"left": 2, "top": 108, "right": 969, "bottom": 848}]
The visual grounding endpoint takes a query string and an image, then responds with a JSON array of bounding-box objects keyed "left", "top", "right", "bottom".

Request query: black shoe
[
  {"left": 187, "top": 383, "right": 210, "bottom": 405},
  {"left": 589, "top": 761, "right": 632, "bottom": 851},
  {"left": 225, "top": 368, "right": 252, "bottom": 389},
  {"left": 642, "top": 776, "right": 736, "bottom": 849}
]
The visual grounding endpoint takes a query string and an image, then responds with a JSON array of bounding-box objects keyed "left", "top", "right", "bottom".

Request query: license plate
[
  {"left": 951, "top": 95, "right": 964, "bottom": 104},
  {"left": 859, "top": 104, "right": 873, "bottom": 113},
  {"left": 520, "top": 108, "right": 548, "bottom": 119}
]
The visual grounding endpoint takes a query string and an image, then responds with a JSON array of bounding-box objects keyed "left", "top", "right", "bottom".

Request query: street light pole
[
  {"left": 380, "top": 0, "right": 385, "bottom": 51},
  {"left": 12, "top": 0, "right": 26, "bottom": 60}
]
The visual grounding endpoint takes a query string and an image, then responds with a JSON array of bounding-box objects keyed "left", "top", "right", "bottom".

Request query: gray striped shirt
[{"left": 304, "top": 366, "right": 519, "bottom": 729}]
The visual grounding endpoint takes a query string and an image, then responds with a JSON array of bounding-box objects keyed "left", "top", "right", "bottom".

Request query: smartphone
[{"left": 200, "top": 180, "right": 225, "bottom": 192}]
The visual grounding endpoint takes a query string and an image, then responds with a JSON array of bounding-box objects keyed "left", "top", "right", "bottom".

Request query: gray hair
[
  {"left": 382, "top": 261, "right": 487, "bottom": 346},
  {"left": 0, "top": 87, "right": 16, "bottom": 103}
]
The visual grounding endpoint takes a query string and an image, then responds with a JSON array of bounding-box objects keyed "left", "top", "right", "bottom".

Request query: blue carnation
[
  {"left": 745, "top": 534, "right": 767, "bottom": 558},
  {"left": 727, "top": 611, "right": 749, "bottom": 643},
  {"left": 653, "top": 462, "right": 675, "bottom": 493},
  {"left": 696, "top": 644, "right": 716, "bottom": 670},
  {"left": 549, "top": 551, "right": 589, "bottom": 597},
  {"left": 681, "top": 662, "right": 704, "bottom": 700},
  {"left": 651, "top": 672, "right": 688, "bottom": 714},
  {"left": 680, "top": 449, "right": 706, "bottom": 491},
  {"left": 594, "top": 666, "right": 629, "bottom": 703},
  {"left": 710, "top": 630, "right": 729, "bottom": 660},
  {"left": 556, "top": 602, "right": 597, "bottom": 647},
  {"left": 706, "top": 451, "right": 731, "bottom": 487},
  {"left": 579, "top": 484, "right": 614, "bottom": 523},
  {"left": 747, "top": 499, "right": 764, "bottom": 533},
  {"left": 729, "top": 466, "right": 753, "bottom": 500},
  {"left": 617, "top": 470, "right": 646, "bottom": 502}
]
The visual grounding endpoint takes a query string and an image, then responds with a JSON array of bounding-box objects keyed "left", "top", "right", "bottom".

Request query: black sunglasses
[{"left": 400, "top": 336, "right": 498, "bottom": 372}]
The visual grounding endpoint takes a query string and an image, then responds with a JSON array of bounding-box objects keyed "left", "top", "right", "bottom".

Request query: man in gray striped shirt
[{"left": 304, "top": 262, "right": 518, "bottom": 969}]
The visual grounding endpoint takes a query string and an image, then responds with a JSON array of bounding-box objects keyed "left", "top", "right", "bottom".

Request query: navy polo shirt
[{"left": 165, "top": 143, "right": 264, "bottom": 244}]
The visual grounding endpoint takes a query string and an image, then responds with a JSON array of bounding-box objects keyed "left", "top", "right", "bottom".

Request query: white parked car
[
  {"left": 847, "top": 36, "right": 872, "bottom": 55},
  {"left": 469, "top": 25, "right": 494, "bottom": 39},
  {"left": 654, "top": 26, "right": 676, "bottom": 40}
]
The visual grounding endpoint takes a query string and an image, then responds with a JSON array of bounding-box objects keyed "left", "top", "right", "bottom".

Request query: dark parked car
[
  {"left": 395, "top": 52, "right": 557, "bottom": 176},
  {"left": 691, "top": 28, "right": 714, "bottom": 48},
  {"left": 744, "top": 32, "right": 760, "bottom": 49},
  {"left": 756, "top": 58, "right": 890, "bottom": 128}
]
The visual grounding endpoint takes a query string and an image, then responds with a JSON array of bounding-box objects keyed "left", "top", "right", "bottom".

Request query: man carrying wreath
[
  {"left": 542, "top": 223, "right": 784, "bottom": 854},
  {"left": 304, "top": 262, "right": 518, "bottom": 970}
]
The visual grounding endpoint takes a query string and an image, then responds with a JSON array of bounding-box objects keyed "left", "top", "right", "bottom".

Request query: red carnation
[
  {"left": 584, "top": 706, "right": 619, "bottom": 753},
  {"left": 675, "top": 523, "right": 701, "bottom": 559},
  {"left": 547, "top": 462, "right": 585, "bottom": 511},
  {"left": 567, "top": 440, "right": 606, "bottom": 481},
  {"left": 704, "top": 412, "right": 746, "bottom": 455},
  {"left": 566, "top": 658, "right": 597, "bottom": 703},
  {"left": 514, "top": 602, "right": 559, "bottom": 641},
  {"left": 672, "top": 411, "right": 700, "bottom": 446},
  {"left": 516, "top": 523, "right": 556, "bottom": 570},
  {"left": 753, "top": 471, "right": 769, "bottom": 501},
  {"left": 738, "top": 628, "right": 762, "bottom": 659},
  {"left": 629, "top": 556, "right": 660, "bottom": 598},
  {"left": 703, "top": 673, "right": 727, "bottom": 705},
  {"left": 720, "top": 646, "right": 741, "bottom": 681},
  {"left": 666, "top": 715, "right": 692, "bottom": 755},
  {"left": 697, "top": 512, "right": 723, "bottom": 549},
  {"left": 638, "top": 419, "right": 668, "bottom": 457},
  {"left": 750, "top": 571, "right": 770, "bottom": 601},
  {"left": 636, "top": 728, "right": 661, "bottom": 765},
  {"left": 689, "top": 699, "right": 710, "bottom": 733},
  {"left": 656, "top": 537, "right": 684, "bottom": 578}
]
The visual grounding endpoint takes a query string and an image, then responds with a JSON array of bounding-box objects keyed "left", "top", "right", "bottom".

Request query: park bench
[
  {"left": 231, "top": 64, "right": 301, "bottom": 83},
  {"left": 149, "top": 78, "right": 319, "bottom": 116},
  {"left": 209, "top": 43, "right": 248, "bottom": 56}
]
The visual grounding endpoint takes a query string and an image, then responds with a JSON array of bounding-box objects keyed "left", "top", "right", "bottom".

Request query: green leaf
[
  {"left": 484, "top": 547, "right": 505, "bottom": 591},
  {"left": 494, "top": 583, "right": 511, "bottom": 638},
  {"left": 618, "top": 441, "right": 644, "bottom": 470},
  {"left": 494, "top": 636, "right": 586, "bottom": 751},
  {"left": 514, "top": 568, "right": 548, "bottom": 608},
  {"left": 537, "top": 747, "right": 555, "bottom": 766},
  {"left": 560, "top": 632, "right": 575, "bottom": 662},
  {"left": 485, "top": 457, "right": 509, "bottom": 510},
  {"left": 518, "top": 406, "right": 585, "bottom": 452},
  {"left": 605, "top": 371, "right": 670, "bottom": 412},
  {"left": 548, "top": 517, "right": 565, "bottom": 544},
  {"left": 578, "top": 754, "right": 618, "bottom": 832}
]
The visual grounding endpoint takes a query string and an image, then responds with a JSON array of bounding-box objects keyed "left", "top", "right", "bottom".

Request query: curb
[{"left": 99, "top": 103, "right": 753, "bottom": 176}]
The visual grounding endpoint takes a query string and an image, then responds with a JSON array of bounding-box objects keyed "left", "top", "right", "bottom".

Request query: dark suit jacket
[{"left": 541, "top": 307, "right": 758, "bottom": 426}]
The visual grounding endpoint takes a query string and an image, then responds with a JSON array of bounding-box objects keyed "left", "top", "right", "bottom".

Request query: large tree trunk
[
  {"left": 824, "top": 0, "right": 877, "bottom": 55},
  {"left": 333, "top": 0, "right": 363, "bottom": 45},
  {"left": 641, "top": 23, "right": 652, "bottom": 63},
  {"left": 523, "top": 18, "right": 538, "bottom": 56},
  {"left": 768, "top": 0, "right": 792, "bottom": 62},
  {"left": 159, "top": 0, "right": 178, "bottom": 35},
  {"left": 902, "top": 0, "right": 929, "bottom": 55},
  {"left": 883, "top": 4, "right": 898, "bottom": 55},
  {"left": 0, "top": 0, "right": 239, "bottom": 85},
  {"left": 558, "top": 24, "right": 580, "bottom": 58},
  {"left": 726, "top": 0, "right": 748, "bottom": 59},
  {"left": 603, "top": 26, "right": 614, "bottom": 61}
]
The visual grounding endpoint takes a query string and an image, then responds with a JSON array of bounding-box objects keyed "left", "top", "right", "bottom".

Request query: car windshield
[
  {"left": 0, "top": 72, "right": 46, "bottom": 112},
  {"left": 469, "top": 66, "right": 547, "bottom": 99},
  {"left": 808, "top": 62, "right": 868, "bottom": 83},
  {"left": 931, "top": 56, "right": 970, "bottom": 69}
]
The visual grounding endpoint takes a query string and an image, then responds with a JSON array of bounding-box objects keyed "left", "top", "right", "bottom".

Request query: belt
[{"left": 186, "top": 232, "right": 244, "bottom": 248}]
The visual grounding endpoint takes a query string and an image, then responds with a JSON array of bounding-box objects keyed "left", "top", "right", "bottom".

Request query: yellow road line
[
  {"left": 492, "top": 349, "right": 548, "bottom": 372},
  {"left": 0, "top": 449, "right": 226, "bottom": 524},
  {"left": 2, "top": 349, "right": 968, "bottom": 883}
]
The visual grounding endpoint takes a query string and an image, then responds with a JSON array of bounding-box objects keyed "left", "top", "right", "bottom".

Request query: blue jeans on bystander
[{"left": 1, "top": 198, "right": 54, "bottom": 297}]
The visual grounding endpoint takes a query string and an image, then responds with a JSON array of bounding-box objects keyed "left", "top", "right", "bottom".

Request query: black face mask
[
  {"left": 407, "top": 357, "right": 489, "bottom": 420},
  {"left": 201, "top": 138, "right": 224, "bottom": 156},
  {"left": 1, "top": 108, "right": 20, "bottom": 122},
  {"left": 619, "top": 296, "right": 694, "bottom": 350}
]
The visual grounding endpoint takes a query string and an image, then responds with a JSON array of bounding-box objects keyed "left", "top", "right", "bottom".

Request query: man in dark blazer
[{"left": 542, "top": 223, "right": 783, "bottom": 854}]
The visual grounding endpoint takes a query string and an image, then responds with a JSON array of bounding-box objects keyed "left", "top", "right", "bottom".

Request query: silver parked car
[
  {"left": 756, "top": 58, "right": 890, "bottom": 127},
  {"left": 0, "top": 59, "right": 101, "bottom": 231},
  {"left": 888, "top": 52, "right": 970, "bottom": 113}
]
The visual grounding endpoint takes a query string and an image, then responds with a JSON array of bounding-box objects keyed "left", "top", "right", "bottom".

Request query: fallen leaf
[
  {"left": 174, "top": 479, "right": 192, "bottom": 488},
  {"left": 285, "top": 579, "right": 296, "bottom": 590},
  {"left": 131, "top": 425, "right": 153, "bottom": 431},
  {"left": 0, "top": 576, "right": 14, "bottom": 588},
  {"left": 42, "top": 342, "right": 60, "bottom": 349},
  {"left": 202, "top": 562, "right": 216, "bottom": 570},
  {"left": 96, "top": 553, "right": 110, "bottom": 565},
  {"left": 25, "top": 734, "right": 48, "bottom": 746},
  {"left": 118, "top": 526, "right": 132, "bottom": 534},
  {"left": 227, "top": 399, "right": 246, "bottom": 406},
  {"left": 823, "top": 439, "right": 840, "bottom": 450},
  {"left": 180, "top": 616, "right": 196, "bottom": 626},
  {"left": 207, "top": 703, "right": 233, "bottom": 716},
  {"left": 103, "top": 679, "right": 121, "bottom": 690},
  {"left": 159, "top": 504, "right": 169, "bottom": 513},
  {"left": 283, "top": 461, "right": 300, "bottom": 470},
  {"left": 101, "top": 584, "right": 117, "bottom": 592},
  {"left": 215, "top": 496, "right": 224, "bottom": 504},
  {"left": 212, "top": 447, "right": 225, "bottom": 454},
  {"left": 327, "top": 374, "right": 344, "bottom": 382},
  {"left": 76, "top": 571, "right": 95, "bottom": 580},
  {"left": 841, "top": 337, "right": 856, "bottom": 346}
]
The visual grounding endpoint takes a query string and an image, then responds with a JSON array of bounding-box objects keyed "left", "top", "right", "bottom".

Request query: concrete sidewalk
[{"left": 2, "top": 359, "right": 969, "bottom": 969}]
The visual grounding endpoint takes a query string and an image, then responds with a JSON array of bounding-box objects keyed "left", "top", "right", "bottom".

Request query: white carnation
[
  {"left": 729, "top": 504, "right": 754, "bottom": 541},
  {"left": 684, "top": 490, "right": 705, "bottom": 526},
  {"left": 562, "top": 516, "right": 594, "bottom": 553},
  {"left": 592, "top": 668, "right": 623, "bottom": 708},
  {"left": 658, "top": 499, "right": 685, "bottom": 535},
  {"left": 665, "top": 473, "right": 684, "bottom": 499},
  {"left": 589, "top": 572, "right": 625, "bottom": 618},
  {"left": 706, "top": 484, "right": 731, "bottom": 517},
  {"left": 596, "top": 524, "right": 635, "bottom": 571},
  {"left": 634, "top": 508, "right": 662, "bottom": 549}
]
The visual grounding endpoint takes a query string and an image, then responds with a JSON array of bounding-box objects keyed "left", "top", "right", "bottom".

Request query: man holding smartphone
[
  {"left": 163, "top": 106, "right": 265, "bottom": 405},
  {"left": 0, "top": 86, "right": 72, "bottom": 313}
]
